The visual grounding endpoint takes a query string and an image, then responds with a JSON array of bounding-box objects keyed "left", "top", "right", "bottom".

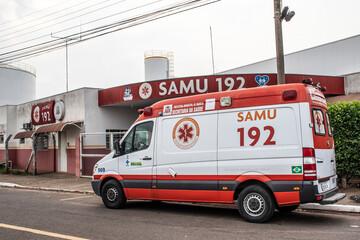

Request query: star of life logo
[
  {"left": 172, "top": 118, "right": 200, "bottom": 149},
  {"left": 138, "top": 82, "right": 152, "bottom": 100}
]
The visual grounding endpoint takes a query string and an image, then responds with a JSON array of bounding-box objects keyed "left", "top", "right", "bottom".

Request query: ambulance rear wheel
[
  {"left": 237, "top": 185, "right": 275, "bottom": 223},
  {"left": 101, "top": 179, "right": 126, "bottom": 209}
]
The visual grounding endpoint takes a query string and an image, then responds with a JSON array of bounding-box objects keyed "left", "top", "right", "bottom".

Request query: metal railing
[{"left": 80, "top": 131, "right": 126, "bottom": 177}]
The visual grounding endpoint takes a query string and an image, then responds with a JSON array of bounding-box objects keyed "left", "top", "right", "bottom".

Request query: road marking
[
  {"left": 0, "top": 223, "right": 89, "bottom": 240},
  {"left": 60, "top": 195, "right": 93, "bottom": 201},
  {"left": 350, "top": 225, "right": 359, "bottom": 228}
]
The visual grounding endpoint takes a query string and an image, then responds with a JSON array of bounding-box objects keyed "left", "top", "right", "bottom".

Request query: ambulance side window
[
  {"left": 120, "top": 121, "right": 153, "bottom": 155},
  {"left": 122, "top": 128, "right": 134, "bottom": 155},
  {"left": 312, "top": 109, "right": 326, "bottom": 136},
  {"left": 325, "top": 112, "right": 333, "bottom": 136},
  {"left": 133, "top": 122, "right": 153, "bottom": 151}
]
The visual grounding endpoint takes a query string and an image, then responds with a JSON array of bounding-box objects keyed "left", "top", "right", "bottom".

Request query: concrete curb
[
  {"left": 0, "top": 182, "right": 94, "bottom": 195},
  {"left": 299, "top": 203, "right": 360, "bottom": 213}
]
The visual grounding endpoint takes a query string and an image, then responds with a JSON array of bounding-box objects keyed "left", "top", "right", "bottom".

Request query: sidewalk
[
  {"left": 0, "top": 173, "right": 359, "bottom": 213},
  {"left": 0, "top": 173, "right": 93, "bottom": 194}
]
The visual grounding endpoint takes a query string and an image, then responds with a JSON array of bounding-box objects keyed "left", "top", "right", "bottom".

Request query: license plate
[{"left": 321, "top": 182, "right": 329, "bottom": 192}]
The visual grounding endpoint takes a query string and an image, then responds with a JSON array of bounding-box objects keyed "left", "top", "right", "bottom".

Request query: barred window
[{"left": 35, "top": 134, "right": 49, "bottom": 150}]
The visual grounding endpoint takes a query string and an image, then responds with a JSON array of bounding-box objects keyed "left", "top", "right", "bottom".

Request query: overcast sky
[{"left": 1, "top": 0, "right": 359, "bottom": 99}]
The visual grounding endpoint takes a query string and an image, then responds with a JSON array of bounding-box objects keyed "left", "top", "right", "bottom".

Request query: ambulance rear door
[{"left": 218, "top": 103, "right": 303, "bottom": 182}]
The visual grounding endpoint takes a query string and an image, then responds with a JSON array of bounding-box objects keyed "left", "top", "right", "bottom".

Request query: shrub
[{"left": 328, "top": 101, "right": 360, "bottom": 182}]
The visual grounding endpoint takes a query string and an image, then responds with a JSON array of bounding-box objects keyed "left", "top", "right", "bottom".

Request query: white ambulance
[{"left": 92, "top": 83, "right": 345, "bottom": 223}]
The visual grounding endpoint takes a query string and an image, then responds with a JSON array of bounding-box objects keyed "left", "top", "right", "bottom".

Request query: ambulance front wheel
[
  {"left": 237, "top": 185, "right": 275, "bottom": 223},
  {"left": 101, "top": 179, "right": 127, "bottom": 209}
]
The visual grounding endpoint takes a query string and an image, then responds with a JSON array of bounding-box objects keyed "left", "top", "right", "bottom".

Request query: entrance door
[{"left": 58, "top": 132, "right": 67, "bottom": 172}]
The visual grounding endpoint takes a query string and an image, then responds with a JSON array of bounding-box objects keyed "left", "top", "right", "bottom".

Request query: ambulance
[{"left": 91, "top": 82, "right": 345, "bottom": 223}]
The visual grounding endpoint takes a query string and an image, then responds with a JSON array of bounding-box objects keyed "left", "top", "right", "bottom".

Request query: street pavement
[{"left": 0, "top": 188, "right": 360, "bottom": 240}]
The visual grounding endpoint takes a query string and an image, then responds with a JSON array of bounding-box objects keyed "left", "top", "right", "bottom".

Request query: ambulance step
[{"left": 320, "top": 193, "right": 346, "bottom": 205}]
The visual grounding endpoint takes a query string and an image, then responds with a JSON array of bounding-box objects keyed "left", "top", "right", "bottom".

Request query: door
[
  {"left": 311, "top": 108, "right": 336, "bottom": 180},
  {"left": 155, "top": 112, "right": 218, "bottom": 202},
  {"left": 117, "top": 120, "right": 155, "bottom": 199},
  {"left": 58, "top": 132, "right": 67, "bottom": 172}
]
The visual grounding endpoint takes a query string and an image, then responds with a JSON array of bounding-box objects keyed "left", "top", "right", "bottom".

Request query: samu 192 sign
[{"left": 31, "top": 101, "right": 55, "bottom": 125}]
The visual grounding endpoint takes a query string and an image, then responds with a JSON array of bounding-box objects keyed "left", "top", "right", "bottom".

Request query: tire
[
  {"left": 278, "top": 205, "right": 299, "bottom": 213},
  {"left": 101, "top": 179, "right": 126, "bottom": 209},
  {"left": 237, "top": 185, "right": 275, "bottom": 223}
]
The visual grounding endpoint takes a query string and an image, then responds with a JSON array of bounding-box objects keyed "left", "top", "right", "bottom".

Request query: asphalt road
[{"left": 0, "top": 188, "right": 359, "bottom": 240}]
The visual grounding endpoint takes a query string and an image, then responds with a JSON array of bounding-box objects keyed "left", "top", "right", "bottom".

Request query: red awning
[
  {"left": 13, "top": 131, "right": 34, "bottom": 139},
  {"left": 35, "top": 121, "right": 81, "bottom": 134}
]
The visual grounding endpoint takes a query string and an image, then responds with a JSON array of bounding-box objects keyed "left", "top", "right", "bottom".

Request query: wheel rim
[
  {"left": 243, "top": 193, "right": 266, "bottom": 217},
  {"left": 106, "top": 187, "right": 118, "bottom": 202}
]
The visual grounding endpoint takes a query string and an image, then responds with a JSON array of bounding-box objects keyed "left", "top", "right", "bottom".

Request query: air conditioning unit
[{"left": 23, "top": 122, "right": 33, "bottom": 130}]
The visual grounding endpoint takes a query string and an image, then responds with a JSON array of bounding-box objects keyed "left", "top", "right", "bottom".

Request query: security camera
[
  {"left": 280, "top": 6, "right": 289, "bottom": 20},
  {"left": 280, "top": 6, "right": 295, "bottom": 22},
  {"left": 285, "top": 11, "right": 295, "bottom": 22}
]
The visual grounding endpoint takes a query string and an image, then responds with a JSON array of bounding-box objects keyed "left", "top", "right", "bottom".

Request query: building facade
[
  {"left": 0, "top": 88, "right": 138, "bottom": 176},
  {"left": 220, "top": 34, "right": 360, "bottom": 98}
]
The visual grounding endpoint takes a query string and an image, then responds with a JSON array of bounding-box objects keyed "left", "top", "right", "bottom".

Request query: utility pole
[
  {"left": 273, "top": 0, "right": 295, "bottom": 85},
  {"left": 209, "top": 26, "right": 215, "bottom": 75},
  {"left": 274, "top": 0, "right": 285, "bottom": 84},
  {"left": 51, "top": 33, "right": 78, "bottom": 92}
]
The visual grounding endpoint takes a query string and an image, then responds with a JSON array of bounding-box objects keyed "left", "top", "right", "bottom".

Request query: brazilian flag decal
[{"left": 292, "top": 166, "right": 303, "bottom": 174}]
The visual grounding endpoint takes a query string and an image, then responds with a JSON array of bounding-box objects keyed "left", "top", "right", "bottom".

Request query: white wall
[
  {"left": 345, "top": 73, "right": 360, "bottom": 95},
  {"left": 84, "top": 88, "right": 138, "bottom": 147},
  {"left": 12, "top": 88, "right": 87, "bottom": 149},
  {"left": 220, "top": 35, "right": 360, "bottom": 77}
]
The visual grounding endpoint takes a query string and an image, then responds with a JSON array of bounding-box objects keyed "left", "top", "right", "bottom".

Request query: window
[
  {"left": 122, "top": 128, "right": 135, "bottom": 155},
  {"left": 20, "top": 138, "right": 25, "bottom": 144},
  {"left": 0, "top": 134, "right": 4, "bottom": 144},
  {"left": 120, "top": 121, "right": 153, "bottom": 155},
  {"left": 325, "top": 112, "right": 332, "bottom": 136},
  {"left": 313, "top": 109, "right": 326, "bottom": 135},
  {"left": 105, "top": 129, "right": 126, "bottom": 149},
  {"left": 133, "top": 122, "right": 153, "bottom": 151},
  {"left": 35, "top": 134, "right": 49, "bottom": 150}
]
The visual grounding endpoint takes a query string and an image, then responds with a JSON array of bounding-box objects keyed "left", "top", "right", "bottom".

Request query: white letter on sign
[
  {"left": 179, "top": 80, "right": 195, "bottom": 94},
  {"left": 196, "top": 78, "right": 208, "bottom": 93},
  {"left": 168, "top": 81, "right": 179, "bottom": 95},
  {"left": 159, "top": 82, "right": 167, "bottom": 96},
  {"left": 237, "top": 77, "right": 245, "bottom": 89}
]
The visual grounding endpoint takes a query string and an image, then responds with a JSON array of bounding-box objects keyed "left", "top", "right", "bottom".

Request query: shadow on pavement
[{"left": 120, "top": 201, "right": 344, "bottom": 225}]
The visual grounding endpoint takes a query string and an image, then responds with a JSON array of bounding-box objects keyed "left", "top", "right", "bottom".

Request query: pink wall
[
  {"left": 67, "top": 149, "right": 76, "bottom": 174},
  {"left": 82, "top": 148, "right": 111, "bottom": 176},
  {"left": 0, "top": 144, "right": 106, "bottom": 177}
]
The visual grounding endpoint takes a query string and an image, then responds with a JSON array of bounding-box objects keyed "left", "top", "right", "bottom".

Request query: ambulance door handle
[
  {"left": 142, "top": 156, "right": 152, "bottom": 161},
  {"left": 317, "top": 160, "right": 324, "bottom": 163}
]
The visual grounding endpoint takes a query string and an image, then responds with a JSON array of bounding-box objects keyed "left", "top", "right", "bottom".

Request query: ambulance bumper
[
  {"left": 91, "top": 180, "right": 101, "bottom": 196},
  {"left": 300, "top": 182, "right": 345, "bottom": 204}
]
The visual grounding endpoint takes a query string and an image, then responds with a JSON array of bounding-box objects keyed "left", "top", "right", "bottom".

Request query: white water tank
[
  {"left": 145, "top": 50, "right": 174, "bottom": 81},
  {"left": 0, "top": 63, "right": 36, "bottom": 105}
]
